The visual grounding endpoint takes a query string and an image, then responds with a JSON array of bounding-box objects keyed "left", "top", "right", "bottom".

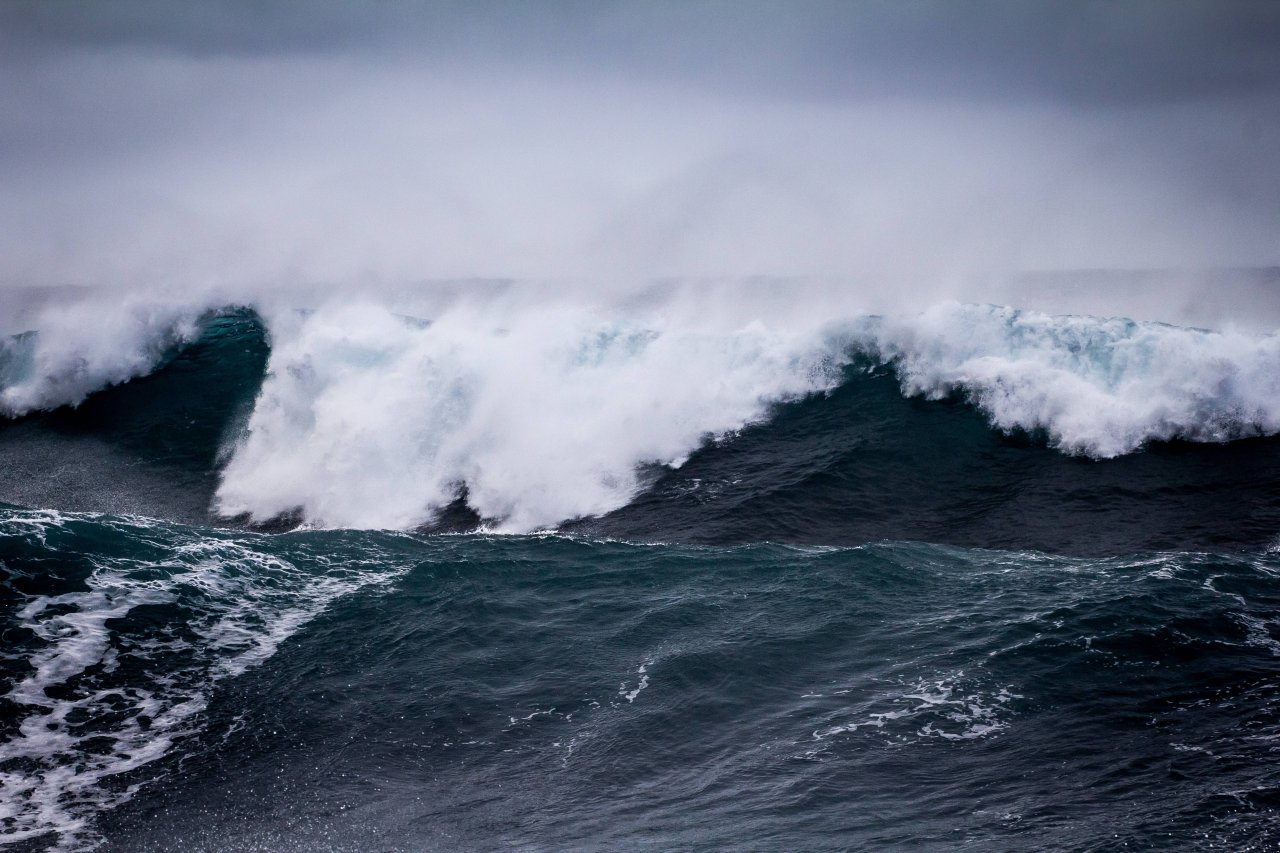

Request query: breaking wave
[{"left": 3, "top": 288, "right": 1280, "bottom": 533}]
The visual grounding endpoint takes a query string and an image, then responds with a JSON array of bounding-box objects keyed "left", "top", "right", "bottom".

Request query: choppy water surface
[{"left": 3, "top": 294, "right": 1280, "bottom": 850}]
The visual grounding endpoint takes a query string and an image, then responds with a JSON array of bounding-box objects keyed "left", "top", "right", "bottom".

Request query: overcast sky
[
  {"left": 2, "top": 1, "right": 1278, "bottom": 290},
  {"left": 8, "top": 1, "right": 1280, "bottom": 103}
]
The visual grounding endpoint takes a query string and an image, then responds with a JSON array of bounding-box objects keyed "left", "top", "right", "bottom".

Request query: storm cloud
[
  {"left": 1, "top": 1, "right": 1278, "bottom": 294},
  {"left": 7, "top": 1, "right": 1280, "bottom": 103}
]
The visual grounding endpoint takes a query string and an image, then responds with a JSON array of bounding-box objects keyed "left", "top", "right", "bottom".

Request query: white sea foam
[
  {"left": 4, "top": 287, "right": 1280, "bottom": 532},
  {"left": 0, "top": 298, "right": 207, "bottom": 417},
  {"left": 850, "top": 302, "right": 1280, "bottom": 458},
  {"left": 215, "top": 295, "right": 1280, "bottom": 531},
  {"left": 213, "top": 297, "right": 845, "bottom": 531},
  {"left": 619, "top": 659, "right": 653, "bottom": 704},
  {"left": 813, "top": 673, "right": 1022, "bottom": 743},
  {"left": 0, "top": 511, "right": 406, "bottom": 851}
]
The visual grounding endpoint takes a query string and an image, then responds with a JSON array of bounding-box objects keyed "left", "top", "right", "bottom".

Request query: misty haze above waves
[{"left": 3, "top": 2, "right": 1280, "bottom": 291}]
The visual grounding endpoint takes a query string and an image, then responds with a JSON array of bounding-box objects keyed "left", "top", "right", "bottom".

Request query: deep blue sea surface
[{"left": 3, "top": 305, "right": 1280, "bottom": 850}]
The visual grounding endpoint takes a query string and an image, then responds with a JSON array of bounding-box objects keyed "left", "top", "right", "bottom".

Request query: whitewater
[
  {"left": 3, "top": 276, "right": 1280, "bottom": 851},
  {"left": 4, "top": 281, "right": 1280, "bottom": 534},
  {"left": 5, "top": 3, "right": 1280, "bottom": 848}
]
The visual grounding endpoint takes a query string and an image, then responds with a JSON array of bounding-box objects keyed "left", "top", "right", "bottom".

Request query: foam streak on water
[{"left": 0, "top": 511, "right": 408, "bottom": 851}]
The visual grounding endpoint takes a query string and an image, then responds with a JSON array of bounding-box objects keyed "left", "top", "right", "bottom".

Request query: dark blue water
[{"left": 3, "top": 310, "right": 1280, "bottom": 850}]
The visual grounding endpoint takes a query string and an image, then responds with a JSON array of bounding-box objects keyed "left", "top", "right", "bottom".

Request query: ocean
[{"left": 3, "top": 288, "right": 1280, "bottom": 850}]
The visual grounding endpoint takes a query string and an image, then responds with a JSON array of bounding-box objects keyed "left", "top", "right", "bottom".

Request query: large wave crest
[
  {"left": 853, "top": 302, "right": 1280, "bottom": 458},
  {"left": 213, "top": 300, "right": 844, "bottom": 531},
  {"left": 4, "top": 289, "right": 1279, "bottom": 532}
]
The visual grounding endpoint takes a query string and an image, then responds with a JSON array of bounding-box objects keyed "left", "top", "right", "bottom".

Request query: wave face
[
  {"left": 854, "top": 303, "right": 1280, "bottom": 457},
  {"left": 214, "top": 300, "right": 846, "bottom": 531},
  {"left": 2, "top": 294, "right": 1280, "bottom": 549},
  {"left": 3, "top": 286, "right": 1280, "bottom": 850},
  {"left": 0, "top": 310, "right": 268, "bottom": 525},
  {"left": 210, "top": 299, "right": 1280, "bottom": 534},
  {"left": 0, "top": 302, "right": 206, "bottom": 419}
]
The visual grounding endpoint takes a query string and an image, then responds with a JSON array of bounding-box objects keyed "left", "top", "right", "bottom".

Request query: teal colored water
[
  {"left": 3, "top": 307, "right": 1280, "bottom": 850},
  {"left": 4, "top": 516, "right": 1280, "bottom": 850}
]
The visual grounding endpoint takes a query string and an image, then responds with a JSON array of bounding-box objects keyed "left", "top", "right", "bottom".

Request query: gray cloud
[
  {"left": 1, "top": 1, "right": 1277, "bottom": 293},
  {"left": 4, "top": 1, "right": 1280, "bottom": 104}
]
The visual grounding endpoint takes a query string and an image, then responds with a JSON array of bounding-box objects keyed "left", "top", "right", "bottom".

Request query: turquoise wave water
[
  {"left": 2, "top": 309, "right": 1279, "bottom": 551},
  {"left": 3, "top": 511, "right": 1280, "bottom": 850},
  {"left": 3, "top": 306, "right": 1280, "bottom": 849}
]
